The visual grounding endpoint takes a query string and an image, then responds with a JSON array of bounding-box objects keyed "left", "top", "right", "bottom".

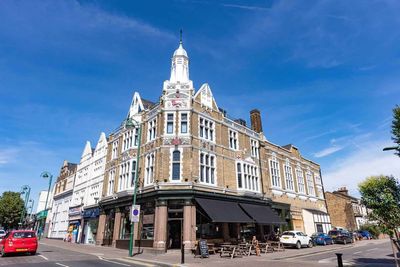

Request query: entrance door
[{"left": 168, "top": 220, "right": 182, "bottom": 249}]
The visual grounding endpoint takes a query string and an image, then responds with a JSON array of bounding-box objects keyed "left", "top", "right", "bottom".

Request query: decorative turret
[{"left": 169, "top": 30, "right": 189, "bottom": 83}]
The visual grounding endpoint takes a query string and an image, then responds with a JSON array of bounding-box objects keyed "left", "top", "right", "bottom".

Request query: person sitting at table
[{"left": 252, "top": 236, "right": 261, "bottom": 256}]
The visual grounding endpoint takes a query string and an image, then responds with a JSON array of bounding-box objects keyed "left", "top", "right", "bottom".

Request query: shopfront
[
  {"left": 82, "top": 207, "right": 100, "bottom": 244},
  {"left": 68, "top": 206, "right": 82, "bottom": 243}
]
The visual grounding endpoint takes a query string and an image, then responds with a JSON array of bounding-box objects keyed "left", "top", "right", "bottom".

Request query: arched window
[{"left": 172, "top": 150, "right": 181, "bottom": 180}]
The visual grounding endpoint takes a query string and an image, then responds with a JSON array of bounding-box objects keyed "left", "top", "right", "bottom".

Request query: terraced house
[{"left": 96, "top": 39, "right": 331, "bottom": 251}]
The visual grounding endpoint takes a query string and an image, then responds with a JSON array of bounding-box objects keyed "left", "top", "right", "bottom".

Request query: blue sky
[{"left": 0, "top": 0, "right": 399, "bottom": 207}]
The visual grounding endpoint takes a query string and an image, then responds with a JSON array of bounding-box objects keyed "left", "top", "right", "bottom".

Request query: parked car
[
  {"left": 328, "top": 230, "right": 353, "bottom": 245},
  {"left": 311, "top": 233, "right": 333, "bottom": 245},
  {"left": 0, "top": 230, "right": 38, "bottom": 257},
  {"left": 357, "top": 230, "right": 372, "bottom": 240},
  {"left": 280, "top": 231, "right": 313, "bottom": 249}
]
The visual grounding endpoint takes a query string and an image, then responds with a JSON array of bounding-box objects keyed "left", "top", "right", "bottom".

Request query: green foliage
[
  {"left": 0, "top": 191, "right": 25, "bottom": 230},
  {"left": 392, "top": 105, "right": 400, "bottom": 156},
  {"left": 359, "top": 175, "right": 400, "bottom": 237},
  {"left": 360, "top": 223, "right": 381, "bottom": 239}
]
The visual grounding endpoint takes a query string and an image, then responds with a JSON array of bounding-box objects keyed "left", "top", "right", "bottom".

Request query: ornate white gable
[
  {"left": 81, "top": 141, "right": 92, "bottom": 162},
  {"left": 127, "top": 92, "right": 144, "bottom": 118},
  {"left": 195, "top": 83, "right": 218, "bottom": 110}
]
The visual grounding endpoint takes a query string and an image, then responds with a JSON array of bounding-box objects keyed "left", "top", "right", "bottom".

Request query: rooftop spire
[{"left": 180, "top": 29, "right": 183, "bottom": 44}]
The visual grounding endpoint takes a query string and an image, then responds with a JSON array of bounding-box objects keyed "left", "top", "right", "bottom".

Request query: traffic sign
[{"left": 130, "top": 205, "right": 140, "bottom": 223}]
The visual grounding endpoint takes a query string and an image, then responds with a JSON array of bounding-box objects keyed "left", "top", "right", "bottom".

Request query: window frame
[
  {"left": 269, "top": 155, "right": 281, "bottom": 188},
  {"left": 199, "top": 116, "right": 215, "bottom": 142},
  {"left": 284, "top": 159, "right": 295, "bottom": 191},
  {"left": 199, "top": 151, "right": 216, "bottom": 185},
  {"left": 228, "top": 129, "right": 239, "bottom": 150}
]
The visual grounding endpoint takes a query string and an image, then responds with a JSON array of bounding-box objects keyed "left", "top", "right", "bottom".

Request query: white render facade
[{"left": 71, "top": 132, "right": 107, "bottom": 243}]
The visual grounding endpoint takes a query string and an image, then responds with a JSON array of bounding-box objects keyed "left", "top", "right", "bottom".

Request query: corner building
[{"left": 97, "top": 40, "right": 331, "bottom": 251}]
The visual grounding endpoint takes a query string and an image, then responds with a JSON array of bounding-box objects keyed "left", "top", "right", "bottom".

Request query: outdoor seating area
[{"left": 192, "top": 239, "right": 286, "bottom": 259}]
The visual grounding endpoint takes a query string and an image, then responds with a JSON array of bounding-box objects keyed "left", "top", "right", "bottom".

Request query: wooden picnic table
[
  {"left": 267, "top": 241, "right": 285, "bottom": 252},
  {"left": 220, "top": 244, "right": 244, "bottom": 259}
]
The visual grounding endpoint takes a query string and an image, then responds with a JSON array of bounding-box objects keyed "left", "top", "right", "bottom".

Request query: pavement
[{"left": 0, "top": 238, "right": 398, "bottom": 267}]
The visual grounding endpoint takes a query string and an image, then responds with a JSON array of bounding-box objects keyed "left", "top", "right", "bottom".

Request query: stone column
[
  {"left": 183, "top": 199, "right": 196, "bottom": 250},
  {"left": 153, "top": 199, "right": 168, "bottom": 249},
  {"left": 96, "top": 211, "right": 106, "bottom": 245},
  {"left": 112, "top": 208, "right": 122, "bottom": 247}
]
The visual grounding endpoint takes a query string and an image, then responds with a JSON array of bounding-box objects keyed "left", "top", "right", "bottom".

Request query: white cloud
[
  {"left": 323, "top": 140, "right": 400, "bottom": 194},
  {"left": 314, "top": 146, "right": 344, "bottom": 158},
  {"left": 0, "top": 148, "right": 19, "bottom": 165}
]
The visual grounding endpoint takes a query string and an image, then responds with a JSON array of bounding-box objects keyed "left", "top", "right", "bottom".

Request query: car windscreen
[
  {"left": 328, "top": 231, "right": 338, "bottom": 235},
  {"left": 13, "top": 232, "right": 36, "bottom": 238},
  {"left": 281, "top": 232, "right": 295, "bottom": 237}
]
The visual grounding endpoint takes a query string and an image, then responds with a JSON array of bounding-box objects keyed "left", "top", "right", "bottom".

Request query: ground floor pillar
[
  {"left": 96, "top": 211, "right": 106, "bottom": 245},
  {"left": 153, "top": 199, "right": 168, "bottom": 249},
  {"left": 112, "top": 208, "right": 122, "bottom": 247},
  {"left": 183, "top": 200, "right": 196, "bottom": 250},
  {"left": 222, "top": 223, "right": 230, "bottom": 241}
]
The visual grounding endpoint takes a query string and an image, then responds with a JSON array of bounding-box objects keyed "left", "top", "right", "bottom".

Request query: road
[
  {"left": 0, "top": 243, "right": 156, "bottom": 267},
  {"left": 0, "top": 238, "right": 397, "bottom": 267}
]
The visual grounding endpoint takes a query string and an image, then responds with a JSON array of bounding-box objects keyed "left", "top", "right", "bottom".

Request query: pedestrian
[{"left": 252, "top": 236, "right": 261, "bottom": 256}]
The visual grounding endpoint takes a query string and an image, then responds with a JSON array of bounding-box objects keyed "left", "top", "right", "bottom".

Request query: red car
[{"left": 0, "top": 230, "right": 38, "bottom": 257}]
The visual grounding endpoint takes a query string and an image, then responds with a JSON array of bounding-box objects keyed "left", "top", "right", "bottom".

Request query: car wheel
[
  {"left": 296, "top": 241, "right": 301, "bottom": 249},
  {"left": 308, "top": 241, "right": 313, "bottom": 248},
  {"left": 343, "top": 239, "right": 347, "bottom": 245},
  {"left": 30, "top": 251, "right": 36, "bottom": 256},
  {"left": 323, "top": 240, "right": 327, "bottom": 246},
  {"left": 1, "top": 247, "right": 6, "bottom": 257}
]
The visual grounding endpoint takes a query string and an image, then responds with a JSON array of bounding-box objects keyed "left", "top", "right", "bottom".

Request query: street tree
[
  {"left": 0, "top": 191, "right": 24, "bottom": 230},
  {"left": 392, "top": 105, "right": 400, "bottom": 156},
  {"left": 359, "top": 175, "right": 400, "bottom": 266}
]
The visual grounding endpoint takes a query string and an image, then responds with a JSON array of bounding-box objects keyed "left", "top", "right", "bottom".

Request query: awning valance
[
  {"left": 239, "top": 203, "right": 286, "bottom": 225},
  {"left": 195, "top": 198, "right": 253, "bottom": 223}
]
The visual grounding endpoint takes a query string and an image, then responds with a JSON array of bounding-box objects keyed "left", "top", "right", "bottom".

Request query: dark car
[
  {"left": 311, "top": 233, "right": 333, "bottom": 246},
  {"left": 328, "top": 230, "right": 353, "bottom": 245}
]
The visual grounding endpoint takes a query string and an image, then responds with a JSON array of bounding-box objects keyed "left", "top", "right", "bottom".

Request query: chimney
[
  {"left": 250, "top": 109, "right": 263, "bottom": 133},
  {"left": 337, "top": 187, "right": 348, "bottom": 195}
]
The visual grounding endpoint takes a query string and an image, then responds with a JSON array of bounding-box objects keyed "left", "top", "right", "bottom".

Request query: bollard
[
  {"left": 336, "top": 253, "right": 343, "bottom": 267},
  {"left": 181, "top": 242, "right": 185, "bottom": 264}
]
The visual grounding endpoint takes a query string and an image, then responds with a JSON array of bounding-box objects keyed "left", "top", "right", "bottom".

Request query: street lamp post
[
  {"left": 125, "top": 118, "right": 143, "bottom": 257},
  {"left": 19, "top": 185, "right": 31, "bottom": 228},
  {"left": 39, "top": 171, "right": 53, "bottom": 239}
]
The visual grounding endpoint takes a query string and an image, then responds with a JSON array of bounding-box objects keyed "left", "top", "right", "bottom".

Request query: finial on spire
[{"left": 180, "top": 29, "right": 183, "bottom": 44}]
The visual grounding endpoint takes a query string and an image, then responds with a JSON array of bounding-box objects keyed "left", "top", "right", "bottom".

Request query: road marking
[
  {"left": 367, "top": 248, "right": 378, "bottom": 251},
  {"left": 318, "top": 257, "right": 336, "bottom": 263},
  {"left": 97, "top": 256, "right": 131, "bottom": 266},
  {"left": 38, "top": 254, "right": 49, "bottom": 260},
  {"left": 55, "top": 263, "right": 70, "bottom": 267},
  {"left": 353, "top": 251, "right": 362, "bottom": 254}
]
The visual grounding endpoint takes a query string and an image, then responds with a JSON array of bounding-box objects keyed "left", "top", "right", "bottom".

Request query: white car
[
  {"left": 279, "top": 230, "right": 313, "bottom": 249},
  {"left": 0, "top": 230, "right": 6, "bottom": 239}
]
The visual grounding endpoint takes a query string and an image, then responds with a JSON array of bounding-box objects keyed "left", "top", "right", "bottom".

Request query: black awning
[
  {"left": 239, "top": 203, "right": 286, "bottom": 225},
  {"left": 195, "top": 198, "right": 254, "bottom": 223}
]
